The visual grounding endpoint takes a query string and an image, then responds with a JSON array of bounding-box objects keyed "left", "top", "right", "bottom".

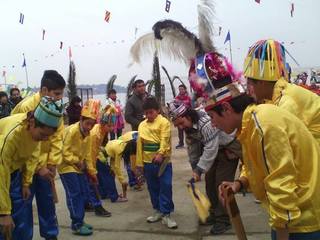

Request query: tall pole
[
  {"left": 24, "top": 65, "right": 29, "bottom": 88},
  {"left": 229, "top": 39, "right": 233, "bottom": 65}
]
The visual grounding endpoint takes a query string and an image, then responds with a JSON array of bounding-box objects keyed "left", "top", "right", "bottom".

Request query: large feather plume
[{"left": 198, "top": 0, "right": 216, "bottom": 52}]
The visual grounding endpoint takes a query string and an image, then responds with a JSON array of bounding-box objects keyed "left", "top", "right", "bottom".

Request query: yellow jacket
[
  {"left": 239, "top": 104, "right": 320, "bottom": 232},
  {"left": 0, "top": 114, "right": 40, "bottom": 214},
  {"left": 102, "top": 131, "right": 138, "bottom": 184},
  {"left": 136, "top": 115, "right": 171, "bottom": 167},
  {"left": 270, "top": 78, "right": 320, "bottom": 145},
  {"left": 89, "top": 124, "right": 107, "bottom": 170},
  {"left": 58, "top": 122, "right": 93, "bottom": 175},
  {"left": 11, "top": 92, "right": 64, "bottom": 171}
]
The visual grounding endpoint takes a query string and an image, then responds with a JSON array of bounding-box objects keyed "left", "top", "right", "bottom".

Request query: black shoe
[
  {"left": 175, "top": 144, "right": 184, "bottom": 149},
  {"left": 95, "top": 205, "right": 112, "bottom": 217},
  {"left": 199, "top": 214, "right": 215, "bottom": 225},
  {"left": 84, "top": 203, "right": 95, "bottom": 212},
  {"left": 210, "top": 222, "right": 232, "bottom": 235}
]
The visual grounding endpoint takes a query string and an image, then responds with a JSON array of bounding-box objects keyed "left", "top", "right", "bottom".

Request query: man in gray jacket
[
  {"left": 169, "top": 103, "right": 241, "bottom": 235},
  {"left": 125, "top": 79, "right": 146, "bottom": 130}
]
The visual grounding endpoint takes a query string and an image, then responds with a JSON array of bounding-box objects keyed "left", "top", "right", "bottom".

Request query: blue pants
[
  {"left": 80, "top": 174, "right": 102, "bottom": 207},
  {"left": 271, "top": 229, "right": 320, "bottom": 240},
  {"left": 122, "top": 151, "right": 137, "bottom": 187},
  {"left": 96, "top": 160, "right": 119, "bottom": 202},
  {"left": 60, "top": 172, "right": 85, "bottom": 230},
  {"left": 144, "top": 163, "right": 174, "bottom": 214},
  {"left": 0, "top": 171, "right": 33, "bottom": 240},
  {"left": 29, "top": 174, "right": 59, "bottom": 239}
]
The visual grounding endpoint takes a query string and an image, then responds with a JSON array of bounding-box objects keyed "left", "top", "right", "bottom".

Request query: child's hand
[{"left": 153, "top": 154, "right": 163, "bottom": 164}]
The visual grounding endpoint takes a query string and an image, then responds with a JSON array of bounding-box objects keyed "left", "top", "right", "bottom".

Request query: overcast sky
[{"left": 1, "top": 0, "right": 319, "bottom": 88}]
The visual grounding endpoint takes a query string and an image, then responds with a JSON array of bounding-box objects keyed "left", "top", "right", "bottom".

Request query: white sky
[{"left": 0, "top": 0, "right": 319, "bottom": 88}]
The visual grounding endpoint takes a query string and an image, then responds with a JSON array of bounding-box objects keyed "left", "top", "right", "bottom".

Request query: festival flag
[
  {"left": 42, "top": 29, "right": 46, "bottom": 40},
  {"left": 22, "top": 54, "right": 26, "bottom": 67},
  {"left": 224, "top": 30, "right": 231, "bottom": 44},
  {"left": 68, "top": 47, "right": 72, "bottom": 60},
  {"left": 19, "top": 13, "right": 24, "bottom": 24},
  {"left": 255, "top": 0, "right": 260, "bottom": 3},
  {"left": 218, "top": 26, "right": 222, "bottom": 36},
  {"left": 105, "top": 10, "right": 111, "bottom": 22},
  {"left": 165, "top": 0, "right": 171, "bottom": 12},
  {"left": 290, "top": 3, "right": 294, "bottom": 17},
  {"left": 60, "top": 41, "right": 63, "bottom": 49}
]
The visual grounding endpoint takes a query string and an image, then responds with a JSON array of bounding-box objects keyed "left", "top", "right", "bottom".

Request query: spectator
[
  {"left": 66, "top": 96, "right": 82, "bottom": 125},
  {"left": 174, "top": 84, "right": 191, "bottom": 149},
  {"left": 0, "top": 91, "right": 12, "bottom": 119},
  {"left": 106, "top": 89, "right": 125, "bottom": 139},
  {"left": 9, "top": 87, "right": 23, "bottom": 109},
  {"left": 125, "top": 79, "right": 146, "bottom": 130}
]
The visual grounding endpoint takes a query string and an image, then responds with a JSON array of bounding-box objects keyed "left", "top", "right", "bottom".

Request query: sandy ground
[{"left": 33, "top": 125, "right": 271, "bottom": 240}]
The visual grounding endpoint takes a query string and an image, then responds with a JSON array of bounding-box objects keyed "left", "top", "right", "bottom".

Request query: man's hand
[
  {"left": 192, "top": 171, "right": 201, "bottom": 182},
  {"left": 276, "top": 228, "right": 289, "bottom": 240},
  {"left": 218, "top": 181, "right": 241, "bottom": 207},
  {"left": 47, "top": 164, "right": 57, "bottom": 177},
  {"left": 0, "top": 215, "right": 15, "bottom": 236},
  {"left": 22, "top": 186, "right": 31, "bottom": 200},
  {"left": 37, "top": 166, "right": 54, "bottom": 181},
  {"left": 135, "top": 166, "right": 144, "bottom": 185},
  {"left": 152, "top": 154, "right": 163, "bottom": 164}
]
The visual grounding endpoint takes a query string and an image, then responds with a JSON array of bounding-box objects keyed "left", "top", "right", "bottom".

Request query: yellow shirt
[
  {"left": 270, "top": 78, "right": 320, "bottom": 145},
  {"left": 0, "top": 114, "right": 40, "bottom": 214},
  {"left": 103, "top": 131, "right": 138, "bottom": 184},
  {"left": 239, "top": 104, "right": 320, "bottom": 232},
  {"left": 89, "top": 124, "right": 107, "bottom": 171},
  {"left": 58, "top": 122, "right": 92, "bottom": 174},
  {"left": 136, "top": 115, "right": 171, "bottom": 166},
  {"left": 11, "top": 92, "right": 64, "bottom": 169}
]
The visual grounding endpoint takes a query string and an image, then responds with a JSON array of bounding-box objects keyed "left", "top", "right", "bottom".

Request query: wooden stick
[
  {"left": 222, "top": 185, "right": 247, "bottom": 240},
  {"left": 50, "top": 179, "right": 59, "bottom": 204},
  {"left": 122, "top": 183, "right": 128, "bottom": 199}
]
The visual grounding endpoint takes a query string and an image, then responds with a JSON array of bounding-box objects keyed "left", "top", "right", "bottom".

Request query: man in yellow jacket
[
  {"left": 244, "top": 39, "right": 320, "bottom": 145},
  {"left": 0, "top": 97, "right": 63, "bottom": 240},
  {"left": 99, "top": 131, "right": 138, "bottom": 202},
  {"left": 10, "top": 70, "right": 66, "bottom": 240},
  {"left": 205, "top": 81, "right": 320, "bottom": 239},
  {"left": 58, "top": 99, "right": 110, "bottom": 236}
]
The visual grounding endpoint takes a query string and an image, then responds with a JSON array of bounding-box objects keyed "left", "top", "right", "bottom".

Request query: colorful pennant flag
[
  {"left": 218, "top": 26, "right": 222, "bottom": 36},
  {"left": 19, "top": 13, "right": 24, "bottom": 24},
  {"left": 22, "top": 54, "right": 26, "bottom": 67},
  {"left": 290, "top": 3, "right": 294, "bottom": 17},
  {"left": 42, "top": 29, "right": 46, "bottom": 40},
  {"left": 255, "top": 0, "right": 260, "bottom": 3},
  {"left": 224, "top": 31, "right": 231, "bottom": 44},
  {"left": 105, "top": 10, "right": 111, "bottom": 22},
  {"left": 60, "top": 41, "right": 63, "bottom": 49},
  {"left": 165, "top": 0, "right": 171, "bottom": 12}
]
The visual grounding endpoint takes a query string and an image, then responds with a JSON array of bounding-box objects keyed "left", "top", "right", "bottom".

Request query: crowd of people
[{"left": 0, "top": 38, "right": 320, "bottom": 240}]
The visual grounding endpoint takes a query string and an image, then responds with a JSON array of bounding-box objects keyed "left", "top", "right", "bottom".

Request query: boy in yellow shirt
[{"left": 136, "top": 97, "right": 177, "bottom": 229}]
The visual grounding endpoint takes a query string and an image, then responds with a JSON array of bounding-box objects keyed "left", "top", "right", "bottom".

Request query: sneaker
[
  {"left": 132, "top": 184, "right": 143, "bottom": 191},
  {"left": 84, "top": 203, "right": 95, "bottom": 212},
  {"left": 83, "top": 222, "right": 93, "bottom": 230},
  {"left": 210, "top": 222, "right": 231, "bottom": 235},
  {"left": 94, "top": 205, "right": 112, "bottom": 217},
  {"left": 254, "top": 199, "right": 261, "bottom": 204},
  {"left": 162, "top": 215, "right": 178, "bottom": 229},
  {"left": 199, "top": 214, "right": 215, "bottom": 225},
  {"left": 175, "top": 144, "right": 184, "bottom": 149},
  {"left": 72, "top": 225, "right": 93, "bottom": 236},
  {"left": 146, "top": 211, "right": 162, "bottom": 223}
]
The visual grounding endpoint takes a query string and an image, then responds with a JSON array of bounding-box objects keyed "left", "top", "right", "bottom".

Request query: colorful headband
[
  {"left": 81, "top": 99, "right": 101, "bottom": 120},
  {"left": 34, "top": 97, "right": 63, "bottom": 128}
]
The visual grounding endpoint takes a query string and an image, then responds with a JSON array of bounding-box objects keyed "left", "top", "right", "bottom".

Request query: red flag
[
  {"left": 68, "top": 47, "right": 72, "bottom": 59},
  {"left": 105, "top": 10, "right": 111, "bottom": 22},
  {"left": 255, "top": 0, "right": 260, "bottom": 3},
  {"left": 42, "top": 29, "right": 45, "bottom": 40},
  {"left": 290, "top": 3, "right": 294, "bottom": 17},
  {"left": 60, "top": 41, "right": 63, "bottom": 49}
]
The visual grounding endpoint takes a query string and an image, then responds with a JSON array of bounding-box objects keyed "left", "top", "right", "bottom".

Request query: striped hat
[
  {"left": 34, "top": 97, "right": 63, "bottom": 128},
  {"left": 167, "top": 102, "right": 188, "bottom": 120}
]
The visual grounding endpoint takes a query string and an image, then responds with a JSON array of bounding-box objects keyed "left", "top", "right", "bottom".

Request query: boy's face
[
  {"left": 144, "top": 109, "right": 159, "bottom": 122},
  {"left": 173, "top": 116, "right": 192, "bottom": 130},
  {"left": 28, "top": 119, "right": 56, "bottom": 141},
  {"left": 0, "top": 96, "right": 8, "bottom": 104},
  {"left": 41, "top": 87, "right": 64, "bottom": 101},
  {"left": 80, "top": 118, "right": 96, "bottom": 136}
]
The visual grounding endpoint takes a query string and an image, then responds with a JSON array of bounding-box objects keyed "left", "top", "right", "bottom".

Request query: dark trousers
[
  {"left": 144, "top": 163, "right": 174, "bottom": 214},
  {"left": 0, "top": 171, "right": 33, "bottom": 240},
  {"left": 110, "top": 129, "right": 122, "bottom": 140},
  {"left": 271, "top": 229, "right": 320, "bottom": 240},
  {"left": 205, "top": 150, "right": 239, "bottom": 223},
  {"left": 80, "top": 174, "right": 102, "bottom": 207},
  {"left": 178, "top": 129, "right": 184, "bottom": 145}
]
